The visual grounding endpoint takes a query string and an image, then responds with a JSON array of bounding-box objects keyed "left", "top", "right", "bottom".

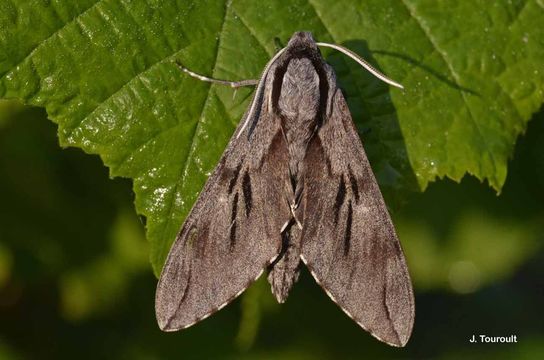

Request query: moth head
[{"left": 286, "top": 31, "right": 319, "bottom": 54}]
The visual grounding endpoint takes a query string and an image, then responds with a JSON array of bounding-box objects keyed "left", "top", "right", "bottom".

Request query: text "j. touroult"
[{"left": 470, "top": 335, "right": 517, "bottom": 343}]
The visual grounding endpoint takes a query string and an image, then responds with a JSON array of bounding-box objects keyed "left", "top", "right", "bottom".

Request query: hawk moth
[{"left": 155, "top": 31, "right": 414, "bottom": 347}]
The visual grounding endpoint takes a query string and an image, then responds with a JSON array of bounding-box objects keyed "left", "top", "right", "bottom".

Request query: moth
[{"left": 156, "top": 32, "right": 414, "bottom": 347}]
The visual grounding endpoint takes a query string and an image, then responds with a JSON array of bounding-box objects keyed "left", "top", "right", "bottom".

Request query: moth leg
[
  {"left": 280, "top": 219, "right": 290, "bottom": 233},
  {"left": 289, "top": 204, "right": 302, "bottom": 230},
  {"left": 175, "top": 60, "right": 259, "bottom": 88}
]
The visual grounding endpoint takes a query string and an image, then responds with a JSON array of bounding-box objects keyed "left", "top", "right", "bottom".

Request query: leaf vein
[
  {"left": 306, "top": 0, "right": 337, "bottom": 42},
  {"left": 399, "top": 0, "right": 498, "bottom": 173},
  {"left": 233, "top": 10, "right": 271, "bottom": 57},
  {"left": 507, "top": 0, "right": 530, "bottom": 28},
  {"left": 64, "top": 49, "right": 185, "bottom": 141}
]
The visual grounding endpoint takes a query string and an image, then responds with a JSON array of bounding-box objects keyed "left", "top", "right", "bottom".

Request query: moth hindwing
[{"left": 155, "top": 31, "right": 414, "bottom": 347}]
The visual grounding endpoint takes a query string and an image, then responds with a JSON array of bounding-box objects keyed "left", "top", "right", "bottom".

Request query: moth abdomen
[{"left": 267, "top": 223, "right": 302, "bottom": 303}]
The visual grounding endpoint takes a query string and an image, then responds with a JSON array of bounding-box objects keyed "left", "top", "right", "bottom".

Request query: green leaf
[{"left": 1, "top": 0, "right": 543, "bottom": 274}]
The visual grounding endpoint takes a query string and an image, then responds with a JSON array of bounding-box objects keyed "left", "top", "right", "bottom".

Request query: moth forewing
[
  {"left": 156, "top": 31, "right": 414, "bottom": 347},
  {"left": 155, "top": 61, "right": 290, "bottom": 332},
  {"left": 299, "top": 78, "right": 414, "bottom": 346}
]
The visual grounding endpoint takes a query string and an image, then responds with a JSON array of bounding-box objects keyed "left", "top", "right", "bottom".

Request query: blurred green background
[{"left": 0, "top": 99, "right": 543, "bottom": 359}]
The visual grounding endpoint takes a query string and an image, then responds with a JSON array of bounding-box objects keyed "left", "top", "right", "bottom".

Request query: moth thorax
[{"left": 278, "top": 58, "right": 320, "bottom": 123}]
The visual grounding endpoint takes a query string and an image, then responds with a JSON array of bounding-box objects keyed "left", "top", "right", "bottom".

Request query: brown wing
[
  {"left": 155, "top": 107, "right": 291, "bottom": 331},
  {"left": 300, "top": 84, "right": 414, "bottom": 346}
]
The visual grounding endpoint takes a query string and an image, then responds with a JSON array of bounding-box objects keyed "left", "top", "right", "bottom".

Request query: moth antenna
[
  {"left": 174, "top": 60, "right": 259, "bottom": 88},
  {"left": 237, "top": 47, "right": 287, "bottom": 138},
  {"left": 316, "top": 43, "right": 404, "bottom": 89}
]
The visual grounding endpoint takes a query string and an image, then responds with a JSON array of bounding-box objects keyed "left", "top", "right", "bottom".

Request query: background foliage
[{"left": 1, "top": 0, "right": 543, "bottom": 358}]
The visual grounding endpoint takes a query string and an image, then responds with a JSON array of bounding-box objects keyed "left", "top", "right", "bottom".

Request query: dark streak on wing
[
  {"left": 195, "top": 225, "right": 209, "bottom": 259},
  {"left": 343, "top": 200, "right": 353, "bottom": 257},
  {"left": 347, "top": 166, "right": 360, "bottom": 203},
  {"left": 333, "top": 177, "right": 346, "bottom": 224},
  {"left": 242, "top": 171, "right": 252, "bottom": 216},
  {"left": 229, "top": 193, "right": 239, "bottom": 250},
  {"left": 164, "top": 266, "right": 192, "bottom": 330},
  {"left": 227, "top": 163, "right": 243, "bottom": 195},
  {"left": 381, "top": 280, "right": 399, "bottom": 344}
]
